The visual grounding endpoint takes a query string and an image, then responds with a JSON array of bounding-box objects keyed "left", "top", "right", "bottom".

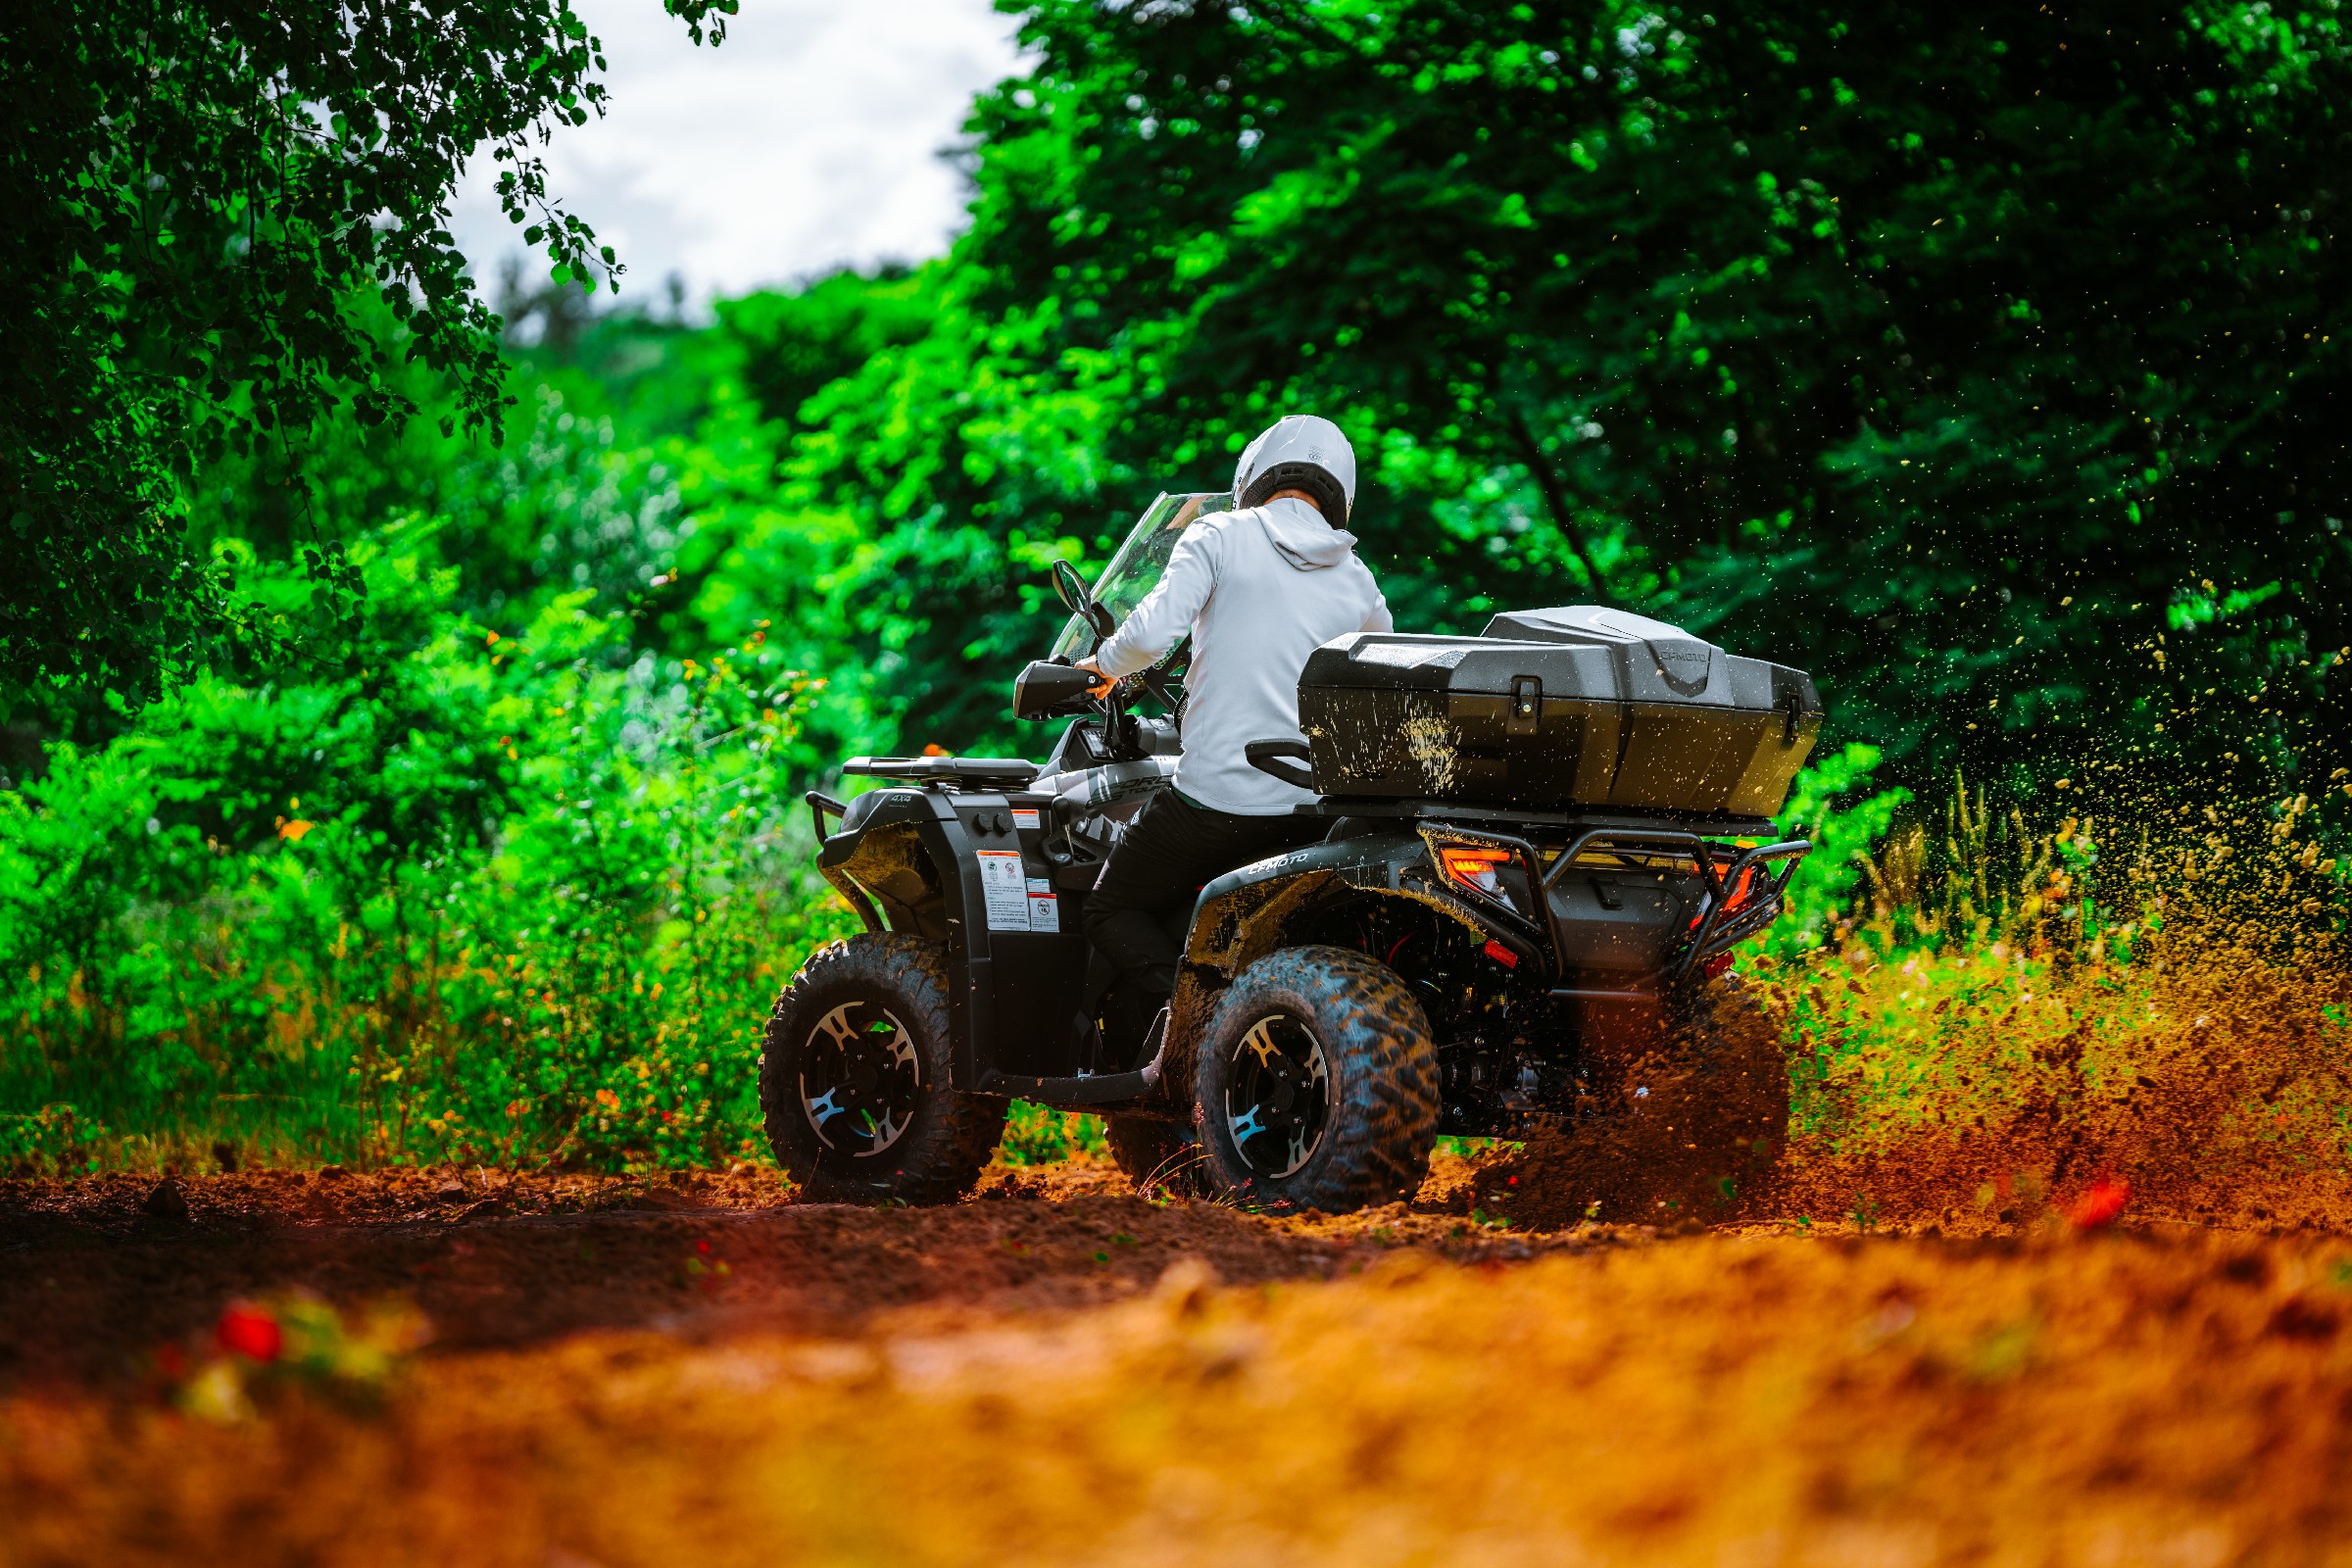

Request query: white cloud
[{"left": 449, "top": 0, "right": 1029, "bottom": 312}]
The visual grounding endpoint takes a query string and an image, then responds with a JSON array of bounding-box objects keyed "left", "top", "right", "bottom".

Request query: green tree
[
  {"left": 825, "top": 0, "right": 2352, "bottom": 788},
  {"left": 1, "top": 0, "right": 735, "bottom": 709}
]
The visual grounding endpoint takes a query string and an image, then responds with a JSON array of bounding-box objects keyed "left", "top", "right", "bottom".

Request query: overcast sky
[{"left": 449, "top": 0, "right": 1029, "bottom": 312}]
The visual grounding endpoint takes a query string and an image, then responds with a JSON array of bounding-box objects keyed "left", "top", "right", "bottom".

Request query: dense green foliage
[
  {"left": 8, "top": 0, "right": 2352, "bottom": 1169},
  {"left": 0, "top": 534, "right": 852, "bottom": 1171},
  {"left": 282, "top": 0, "right": 2337, "bottom": 798},
  {"left": 22, "top": 0, "right": 2352, "bottom": 778},
  {"left": 1, "top": 0, "right": 733, "bottom": 705},
  {"left": 913, "top": 0, "right": 2352, "bottom": 790}
]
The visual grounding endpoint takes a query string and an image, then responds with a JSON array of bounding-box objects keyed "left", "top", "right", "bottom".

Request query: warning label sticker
[
  {"left": 1026, "top": 878, "right": 1059, "bottom": 933},
  {"left": 975, "top": 851, "right": 1030, "bottom": 932},
  {"left": 1010, "top": 808, "right": 1041, "bottom": 832}
]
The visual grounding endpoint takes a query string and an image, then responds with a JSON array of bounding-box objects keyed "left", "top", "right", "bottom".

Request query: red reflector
[
  {"left": 1483, "top": 939, "right": 1519, "bottom": 969},
  {"left": 1702, "top": 953, "right": 1736, "bottom": 980}
]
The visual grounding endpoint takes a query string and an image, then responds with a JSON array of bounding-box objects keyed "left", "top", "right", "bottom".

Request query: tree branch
[{"left": 1505, "top": 408, "right": 1609, "bottom": 603}]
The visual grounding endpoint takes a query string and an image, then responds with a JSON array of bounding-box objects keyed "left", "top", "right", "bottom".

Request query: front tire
[
  {"left": 1195, "top": 946, "right": 1440, "bottom": 1213},
  {"left": 760, "top": 934, "right": 1006, "bottom": 1204}
]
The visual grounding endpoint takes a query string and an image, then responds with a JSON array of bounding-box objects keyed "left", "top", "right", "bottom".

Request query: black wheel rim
[
  {"left": 799, "top": 1001, "right": 923, "bottom": 1157},
  {"left": 1223, "top": 1012, "right": 1331, "bottom": 1178}
]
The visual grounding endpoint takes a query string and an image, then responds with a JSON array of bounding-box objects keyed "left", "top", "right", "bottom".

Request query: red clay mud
[
  {"left": 5, "top": 1213, "right": 2350, "bottom": 1566},
  {"left": 0, "top": 1152, "right": 1526, "bottom": 1390}
]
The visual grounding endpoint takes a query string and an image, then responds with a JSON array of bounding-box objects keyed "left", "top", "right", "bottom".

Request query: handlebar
[{"left": 1013, "top": 638, "right": 1190, "bottom": 765}]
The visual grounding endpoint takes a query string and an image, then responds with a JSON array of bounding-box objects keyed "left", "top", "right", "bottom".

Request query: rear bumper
[
  {"left": 1188, "top": 814, "right": 1809, "bottom": 991},
  {"left": 1410, "top": 821, "right": 1810, "bottom": 987}
]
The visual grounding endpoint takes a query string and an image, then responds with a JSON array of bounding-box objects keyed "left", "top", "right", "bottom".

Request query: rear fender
[
  {"left": 1183, "top": 832, "right": 1532, "bottom": 973},
  {"left": 1163, "top": 831, "right": 1532, "bottom": 1097}
]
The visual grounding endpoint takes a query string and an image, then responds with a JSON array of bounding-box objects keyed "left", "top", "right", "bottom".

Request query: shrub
[{"left": 0, "top": 528, "right": 856, "bottom": 1173}]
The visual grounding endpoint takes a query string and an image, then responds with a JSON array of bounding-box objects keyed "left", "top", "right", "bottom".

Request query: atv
[{"left": 760, "top": 489, "right": 1821, "bottom": 1213}]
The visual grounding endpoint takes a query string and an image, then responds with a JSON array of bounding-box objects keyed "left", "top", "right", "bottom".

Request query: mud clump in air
[{"left": 1473, "top": 988, "right": 1793, "bottom": 1231}]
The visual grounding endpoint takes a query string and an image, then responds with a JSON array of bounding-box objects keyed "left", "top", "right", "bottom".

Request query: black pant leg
[
  {"left": 1082, "top": 792, "right": 1210, "bottom": 997},
  {"left": 1082, "top": 792, "right": 1318, "bottom": 996}
]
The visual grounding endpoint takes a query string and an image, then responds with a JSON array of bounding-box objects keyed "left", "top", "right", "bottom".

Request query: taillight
[
  {"left": 1690, "top": 859, "right": 1762, "bottom": 929},
  {"left": 1437, "top": 844, "right": 1514, "bottom": 899}
]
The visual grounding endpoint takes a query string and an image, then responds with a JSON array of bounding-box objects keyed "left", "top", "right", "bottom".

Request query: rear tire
[
  {"left": 760, "top": 934, "right": 1006, "bottom": 1204},
  {"left": 1105, "top": 1116, "right": 1203, "bottom": 1198},
  {"left": 1195, "top": 945, "right": 1440, "bottom": 1213}
]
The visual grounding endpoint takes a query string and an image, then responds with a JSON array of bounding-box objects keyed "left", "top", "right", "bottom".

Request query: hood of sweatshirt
[{"left": 1254, "top": 496, "right": 1358, "bottom": 569}]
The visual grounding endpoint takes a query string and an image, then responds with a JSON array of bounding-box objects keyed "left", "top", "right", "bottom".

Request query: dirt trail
[
  {"left": 0, "top": 1154, "right": 1534, "bottom": 1390},
  {"left": 12, "top": 929, "right": 2352, "bottom": 1565}
]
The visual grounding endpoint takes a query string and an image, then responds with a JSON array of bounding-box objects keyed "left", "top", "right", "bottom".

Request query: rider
[{"left": 1077, "top": 415, "right": 1392, "bottom": 1047}]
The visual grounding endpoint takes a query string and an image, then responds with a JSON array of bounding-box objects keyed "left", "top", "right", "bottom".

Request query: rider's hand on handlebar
[{"left": 1075, "top": 658, "right": 1116, "bottom": 699}]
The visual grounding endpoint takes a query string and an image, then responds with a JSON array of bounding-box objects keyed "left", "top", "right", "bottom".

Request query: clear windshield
[{"left": 1050, "top": 490, "right": 1233, "bottom": 658}]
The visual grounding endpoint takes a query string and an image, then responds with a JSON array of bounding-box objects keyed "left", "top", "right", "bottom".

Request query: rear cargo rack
[
  {"left": 1412, "top": 820, "right": 1809, "bottom": 982},
  {"left": 1307, "top": 795, "right": 1779, "bottom": 839}
]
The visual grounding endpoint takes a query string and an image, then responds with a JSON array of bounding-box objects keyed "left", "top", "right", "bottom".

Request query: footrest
[{"left": 977, "top": 1067, "right": 1153, "bottom": 1106}]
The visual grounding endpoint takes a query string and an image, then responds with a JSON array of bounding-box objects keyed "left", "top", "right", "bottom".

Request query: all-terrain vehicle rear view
[{"left": 760, "top": 490, "right": 1819, "bottom": 1213}]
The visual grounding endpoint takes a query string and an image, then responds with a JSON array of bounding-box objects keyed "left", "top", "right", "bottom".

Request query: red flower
[
  {"left": 2067, "top": 1177, "right": 2132, "bottom": 1231},
  {"left": 215, "top": 1302, "right": 283, "bottom": 1361}
]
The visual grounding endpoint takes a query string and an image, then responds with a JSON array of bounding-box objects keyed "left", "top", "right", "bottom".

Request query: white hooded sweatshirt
[{"left": 1094, "top": 497, "right": 1392, "bottom": 815}]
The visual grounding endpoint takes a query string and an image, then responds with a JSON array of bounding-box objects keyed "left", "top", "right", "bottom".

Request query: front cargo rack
[{"left": 843, "top": 755, "right": 1041, "bottom": 787}]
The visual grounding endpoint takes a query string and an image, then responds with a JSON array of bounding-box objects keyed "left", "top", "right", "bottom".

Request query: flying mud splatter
[{"left": 1476, "top": 789, "right": 2352, "bottom": 1236}]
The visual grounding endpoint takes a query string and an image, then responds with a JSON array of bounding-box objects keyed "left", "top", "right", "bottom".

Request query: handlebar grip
[{"left": 1244, "top": 739, "right": 1316, "bottom": 790}]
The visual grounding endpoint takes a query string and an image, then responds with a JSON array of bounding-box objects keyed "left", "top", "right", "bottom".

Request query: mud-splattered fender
[
  {"left": 819, "top": 794, "right": 953, "bottom": 943},
  {"left": 1182, "top": 831, "right": 1538, "bottom": 972},
  {"left": 1156, "top": 831, "right": 1522, "bottom": 1105}
]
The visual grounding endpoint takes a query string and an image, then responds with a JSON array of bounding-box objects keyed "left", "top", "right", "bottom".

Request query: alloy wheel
[
  {"left": 799, "top": 1001, "right": 923, "bottom": 1157},
  {"left": 1222, "top": 1012, "right": 1332, "bottom": 1178}
]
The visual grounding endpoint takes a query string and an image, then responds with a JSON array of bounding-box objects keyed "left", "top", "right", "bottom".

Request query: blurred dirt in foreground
[
  {"left": 4, "top": 1146, "right": 2352, "bottom": 1564},
  {"left": 4, "top": 1170, "right": 2349, "bottom": 1565}
]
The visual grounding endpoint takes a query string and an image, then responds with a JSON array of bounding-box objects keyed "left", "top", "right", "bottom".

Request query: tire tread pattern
[
  {"left": 759, "top": 934, "right": 1005, "bottom": 1205},
  {"left": 1195, "top": 945, "right": 1441, "bottom": 1213}
]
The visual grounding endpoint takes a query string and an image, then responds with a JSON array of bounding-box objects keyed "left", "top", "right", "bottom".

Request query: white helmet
[{"left": 1233, "top": 414, "right": 1356, "bottom": 524}]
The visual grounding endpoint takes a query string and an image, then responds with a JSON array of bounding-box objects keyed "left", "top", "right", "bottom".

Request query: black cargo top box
[{"left": 1296, "top": 605, "right": 1822, "bottom": 816}]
